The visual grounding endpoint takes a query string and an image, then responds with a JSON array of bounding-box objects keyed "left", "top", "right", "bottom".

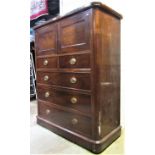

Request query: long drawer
[
  {"left": 38, "top": 101, "right": 92, "bottom": 137},
  {"left": 37, "top": 85, "right": 91, "bottom": 114},
  {"left": 37, "top": 71, "right": 91, "bottom": 90}
]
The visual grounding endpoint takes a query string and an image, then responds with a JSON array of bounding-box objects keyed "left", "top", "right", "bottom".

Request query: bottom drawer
[{"left": 38, "top": 101, "right": 92, "bottom": 137}]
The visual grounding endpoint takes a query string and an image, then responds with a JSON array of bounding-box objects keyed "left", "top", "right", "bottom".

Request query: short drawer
[
  {"left": 37, "top": 72, "right": 91, "bottom": 90},
  {"left": 59, "top": 53, "right": 90, "bottom": 68},
  {"left": 36, "top": 57, "right": 58, "bottom": 69},
  {"left": 37, "top": 71, "right": 57, "bottom": 85},
  {"left": 38, "top": 102, "right": 92, "bottom": 137},
  {"left": 37, "top": 85, "right": 91, "bottom": 114}
]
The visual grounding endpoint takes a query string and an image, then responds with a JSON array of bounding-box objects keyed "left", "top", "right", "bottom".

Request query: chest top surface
[{"left": 34, "top": 2, "right": 122, "bottom": 30}]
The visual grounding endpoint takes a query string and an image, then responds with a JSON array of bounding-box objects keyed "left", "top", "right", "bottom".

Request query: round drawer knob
[
  {"left": 72, "top": 118, "right": 78, "bottom": 125},
  {"left": 45, "top": 91, "right": 50, "bottom": 98},
  {"left": 69, "top": 58, "right": 76, "bottom": 65},
  {"left": 43, "top": 59, "right": 48, "bottom": 66},
  {"left": 70, "top": 77, "right": 77, "bottom": 84},
  {"left": 46, "top": 109, "right": 50, "bottom": 115},
  {"left": 70, "top": 97, "right": 77, "bottom": 104},
  {"left": 44, "top": 75, "right": 49, "bottom": 81}
]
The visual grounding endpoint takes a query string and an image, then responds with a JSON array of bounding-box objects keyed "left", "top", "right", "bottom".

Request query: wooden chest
[{"left": 34, "top": 2, "right": 122, "bottom": 153}]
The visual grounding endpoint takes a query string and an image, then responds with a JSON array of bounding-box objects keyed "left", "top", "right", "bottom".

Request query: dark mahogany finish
[
  {"left": 37, "top": 85, "right": 91, "bottom": 114},
  {"left": 36, "top": 56, "right": 58, "bottom": 69},
  {"left": 38, "top": 101, "right": 92, "bottom": 137},
  {"left": 59, "top": 10, "right": 91, "bottom": 53},
  {"left": 35, "top": 23, "right": 58, "bottom": 55},
  {"left": 59, "top": 52, "right": 91, "bottom": 68},
  {"left": 34, "top": 2, "right": 122, "bottom": 153},
  {"left": 37, "top": 71, "right": 91, "bottom": 90}
]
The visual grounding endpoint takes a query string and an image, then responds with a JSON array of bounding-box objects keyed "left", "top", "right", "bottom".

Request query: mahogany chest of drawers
[{"left": 34, "top": 2, "right": 122, "bottom": 153}]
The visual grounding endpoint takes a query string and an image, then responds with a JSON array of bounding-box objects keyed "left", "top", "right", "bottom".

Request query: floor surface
[{"left": 30, "top": 100, "right": 124, "bottom": 155}]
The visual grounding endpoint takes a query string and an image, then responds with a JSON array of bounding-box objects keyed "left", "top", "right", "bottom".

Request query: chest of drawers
[{"left": 34, "top": 2, "right": 122, "bottom": 153}]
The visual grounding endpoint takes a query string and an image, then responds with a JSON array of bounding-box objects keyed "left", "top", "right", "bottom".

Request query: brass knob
[
  {"left": 45, "top": 91, "right": 50, "bottom": 98},
  {"left": 70, "top": 77, "right": 77, "bottom": 84},
  {"left": 44, "top": 75, "right": 49, "bottom": 81},
  {"left": 43, "top": 59, "right": 48, "bottom": 65},
  {"left": 46, "top": 109, "right": 50, "bottom": 115},
  {"left": 69, "top": 58, "right": 76, "bottom": 65},
  {"left": 72, "top": 118, "right": 78, "bottom": 125},
  {"left": 70, "top": 97, "right": 77, "bottom": 104}
]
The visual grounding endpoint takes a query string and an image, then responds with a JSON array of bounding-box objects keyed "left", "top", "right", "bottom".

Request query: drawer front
[
  {"left": 59, "top": 53, "right": 90, "bottom": 68},
  {"left": 35, "top": 23, "right": 58, "bottom": 55},
  {"left": 37, "top": 85, "right": 91, "bottom": 114},
  {"left": 37, "top": 85, "right": 54, "bottom": 102},
  {"left": 54, "top": 90, "right": 91, "bottom": 114},
  {"left": 59, "top": 10, "right": 91, "bottom": 53},
  {"left": 36, "top": 57, "right": 58, "bottom": 69},
  {"left": 58, "top": 72, "right": 91, "bottom": 90},
  {"left": 38, "top": 102, "right": 92, "bottom": 137},
  {"left": 37, "top": 71, "right": 57, "bottom": 85},
  {"left": 37, "top": 72, "right": 90, "bottom": 90}
]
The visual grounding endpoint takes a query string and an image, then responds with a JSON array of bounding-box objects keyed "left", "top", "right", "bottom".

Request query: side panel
[{"left": 93, "top": 9, "right": 121, "bottom": 140}]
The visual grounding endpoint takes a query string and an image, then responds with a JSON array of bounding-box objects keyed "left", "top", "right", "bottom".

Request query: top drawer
[
  {"left": 59, "top": 10, "right": 92, "bottom": 53},
  {"left": 59, "top": 53, "right": 90, "bottom": 68},
  {"left": 35, "top": 23, "right": 58, "bottom": 56}
]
